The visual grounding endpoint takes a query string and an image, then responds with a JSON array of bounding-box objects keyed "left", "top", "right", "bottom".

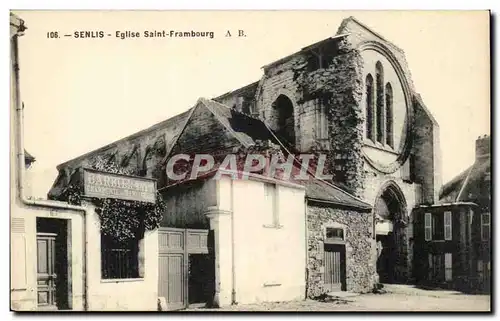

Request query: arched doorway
[
  {"left": 270, "top": 95, "right": 295, "bottom": 145},
  {"left": 374, "top": 182, "right": 408, "bottom": 284}
]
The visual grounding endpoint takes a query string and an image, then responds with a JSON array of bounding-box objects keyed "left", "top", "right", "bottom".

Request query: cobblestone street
[{"left": 185, "top": 285, "right": 491, "bottom": 312}]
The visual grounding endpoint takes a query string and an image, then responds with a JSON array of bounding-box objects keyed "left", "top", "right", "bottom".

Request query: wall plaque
[{"left": 82, "top": 168, "right": 156, "bottom": 203}]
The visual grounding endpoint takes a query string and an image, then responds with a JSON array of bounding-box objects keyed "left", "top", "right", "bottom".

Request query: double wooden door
[{"left": 158, "top": 228, "right": 213, "bottom": 311}]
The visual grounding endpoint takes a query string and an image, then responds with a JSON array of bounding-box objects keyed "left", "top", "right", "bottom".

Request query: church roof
[
  {"left": 303, "top": 179, "right": 371, "bottom": 211},
  {"left": 202, "top": 98, "right": 280, "bottom": 148},
  {"left": 165, "top": 98, "right": 372, "bottom": 211}
]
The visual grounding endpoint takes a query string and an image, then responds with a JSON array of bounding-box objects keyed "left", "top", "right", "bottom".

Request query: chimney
[{"left": 475, "top": 135, "right": 490, "bottom": 160}]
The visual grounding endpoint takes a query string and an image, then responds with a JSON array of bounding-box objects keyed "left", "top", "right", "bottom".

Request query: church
[{"left": 47, "top": 16, "right": 441, "bottom": 309}]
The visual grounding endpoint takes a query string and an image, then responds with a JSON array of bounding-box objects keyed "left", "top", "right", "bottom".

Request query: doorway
[
  {"left": 376, "top": 233, "right": 396, "bottom": 283},
  {"left": 188, "top": 253, "right": 215, "bottom": 307},
  {"left": 158, "top": 228, "right": 214, "bottom": 310},
  {"left": 374, "top": 182, "right": 408, "bottom": 284},
  {"left": 324, "top": 243, "right": 346, "bottom": 292},
  {"left": 36, "top": 218, "right": 69, "bottom": 310}
]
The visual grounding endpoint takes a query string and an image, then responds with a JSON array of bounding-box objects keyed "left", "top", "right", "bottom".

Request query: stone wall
[
  {"left": 253, "top": 36, "right": 367, "bottom": 196},
  {"left": 336, "top": 17, "right": 416, "bottom": 94},
  {"left": 306, "top": 204, "right": 376, "bottom": 297},
  {"left": 412, "top": 96, "right": 441, "bottom": 204}
]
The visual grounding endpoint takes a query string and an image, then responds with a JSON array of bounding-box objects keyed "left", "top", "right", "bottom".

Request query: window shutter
[
  {"left": 424, "top": 213, "right": 432, "bottom": 241},
  {"left": 428, "top": 253, "right": 433, "bottom": 280},
  {"left": 481, "top": 213, "right": 490, "bottom": 241},
  {"left": 444, "top": 211, "right": 452, "bottom": 240},
  {"left": 477, "top": 260, "right": 484, "bottom": 271},
  {"left": 444, "top": 253, "right": 452, "bottom": 281}
]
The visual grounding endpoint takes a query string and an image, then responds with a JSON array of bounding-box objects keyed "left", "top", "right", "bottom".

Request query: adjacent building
[
  {"left": 10, "top": 13, "right": 159, "bottom": 311},
  {"left": 413, "top": 135, "right": 491, "bottom": 293}
]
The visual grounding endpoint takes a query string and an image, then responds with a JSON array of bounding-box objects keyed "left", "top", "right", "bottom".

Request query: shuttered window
[
  {"left": 424, "top": 213, "right": 432, "bottom": 241},
  {"left": 444, "top": 211, "right": 452, "bottom": 240},
  {"left": 445, "top": 253, "right": 452, "bottom": 281},
  {"left": 481, "top": 213, "right": 490, "bottom": 241}
]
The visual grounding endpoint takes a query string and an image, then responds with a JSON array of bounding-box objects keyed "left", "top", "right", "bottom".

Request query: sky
[{"left": 13, "top": 10, "right": 490, "bottom": 198}]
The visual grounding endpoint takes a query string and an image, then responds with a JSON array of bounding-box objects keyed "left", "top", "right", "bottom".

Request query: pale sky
[{"left": 13, "top": 10, "right": 490, "bottom": 198}]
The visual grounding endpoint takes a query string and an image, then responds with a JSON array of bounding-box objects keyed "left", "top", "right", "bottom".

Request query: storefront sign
[{"left": 82, "top": 168, "right": 156, "bottom": 203}]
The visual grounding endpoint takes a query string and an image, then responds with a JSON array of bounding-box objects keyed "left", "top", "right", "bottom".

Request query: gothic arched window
[
  {"left": 375, "top": 62, "right": 385, "bottom": 144},
  {"left": 365, "top": 74, "right": 375, "bottom": 141},
  {"left": 385, "top": 83, "right": 394, "bottom": 148}
]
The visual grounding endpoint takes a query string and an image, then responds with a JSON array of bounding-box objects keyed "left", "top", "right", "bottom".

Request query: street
[{"left": 185, "top": 284, "right": 491, "bottom": 312}]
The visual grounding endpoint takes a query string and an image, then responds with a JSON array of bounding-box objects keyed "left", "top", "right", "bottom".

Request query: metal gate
[
  {"left": 158, "top": 228, "right": 211, "bottom": 310},
  {"left": 324, "top": 244, "right": 346, "bottom": 292}
]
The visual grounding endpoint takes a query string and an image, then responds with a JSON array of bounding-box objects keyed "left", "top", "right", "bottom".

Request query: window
[
  {"left": 429, "top": 253, "right": 451, "bottom": 282},
  {"left": 375, "top": 62, "right": 385, "bottom": 144},
  {"left": 444, "top": 211, "right": 452, "bottom": 240},
  {"left": 431, "top": 212, "right": 445, "bottom": 240},
  {"left": 385, "top": 83, "right": 394, "bottom": 148},
  {"left": 428, "top": 253, "right": 443, "bottom": 281},
  {"left": 477, "top": 260, "right": 484, "bottom": 282},
  {"left": 424, "top": 213, "right": 432, "bottom": 241},
  {"left": 444, "top": 253, "right": 452, "bottom": 281},
  {"left": 326, "top": 227, "right": 344, "bottom": 242},
  {"left": 101, "top": 234, "right": 140, "bottom": 279},
  {"left": 264, "top": 183, "right": 279, "bottom": 227},
  {"left": 425, "top": 212, "right": 452, "bottom": 241},
  {"left": 272, "top": 95, "right": 295, "bottom": 145},
  {"left": 365, "top": 74, "right": 375, "bottom": 141},
  {"left": 481, "top": 213, "right": 490, "bottom": 241}
]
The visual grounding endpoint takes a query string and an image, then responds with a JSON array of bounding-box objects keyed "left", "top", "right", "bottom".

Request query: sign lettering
[{"left": 82, "top": 169, "right": 156, "bottom": 203}]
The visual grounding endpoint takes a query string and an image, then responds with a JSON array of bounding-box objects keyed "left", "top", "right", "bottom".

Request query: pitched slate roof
[
  {"left": 439, "top": 155, "right": 491, "bottom": 207},
  {"left": 202, "top": 98, "right": 280, "bottom": 147},
  {"left": 303, "top": 179, "right": 371, "bottom": 211}
]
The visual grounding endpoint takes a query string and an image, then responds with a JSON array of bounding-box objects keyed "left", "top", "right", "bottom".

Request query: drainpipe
[
  {"left": 230, "top": 179, "right": 236, "bottom": 304},
  {"left": 304, "top": 198, "right": 309, "bottom": 299},
  {"left": 12, "top": 32, "right": 90, "bottom": 311}
]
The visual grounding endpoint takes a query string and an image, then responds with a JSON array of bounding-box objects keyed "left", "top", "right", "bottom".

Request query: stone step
[{"left": 325, "top": 291, "right": 359, "bottom": 299}]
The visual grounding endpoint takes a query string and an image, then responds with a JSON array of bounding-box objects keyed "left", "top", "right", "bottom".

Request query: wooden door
[
  {"left": 158, "top": 228, "right": 211, "bottom": 310},
  {"left": 158, "top": 228, "right": 186, "bottom": 310},
  {"left": 324, "top": 244, "right": 346, "bottom": 292},
  {"left": 158, "top": 253, "right": 185, "bottom": 310},
  {"left": 37, "top": 233, "right": 58, "bottom": 310}
]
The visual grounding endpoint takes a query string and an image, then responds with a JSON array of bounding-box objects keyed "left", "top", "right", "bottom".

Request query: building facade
[
  {"left": 413, "top": 135, "right": 491, "bottom": 293},
  {"left": 214, "top": 16, "right": 441, "bottom": 286},
  {"left": 10, "top": 13, "right": 159, "bottom": 311},
  {"left": 47, "top": 17, "right": 441, "bottom": 308}
]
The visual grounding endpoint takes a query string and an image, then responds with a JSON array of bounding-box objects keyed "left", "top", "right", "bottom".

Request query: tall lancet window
[
  {"left": 375, "top": 62, "right": 385, "bottom": 144},
  {"left": 365, "top": 74, "right": 375, "bottom": 141},
  {"left": 385, "top": 83, "right": 394, "bottom": 148}
]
